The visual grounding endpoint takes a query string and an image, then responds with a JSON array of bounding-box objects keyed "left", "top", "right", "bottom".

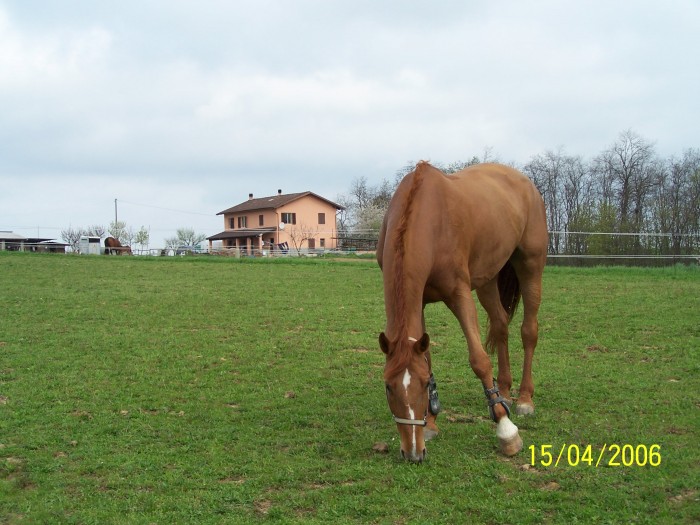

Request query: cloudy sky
[{"left": 1, "top": 1, "right": 698, "bottom": 248}]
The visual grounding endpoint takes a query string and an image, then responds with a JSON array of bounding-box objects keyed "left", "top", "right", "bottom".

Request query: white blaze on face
[{"left": 402, "top": 368, "right": 417, "bottom": 455}]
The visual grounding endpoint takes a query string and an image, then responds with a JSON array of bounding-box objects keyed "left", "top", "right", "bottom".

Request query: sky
[{"left": 1, "top": 0, "right": 698, "bottom": 248}]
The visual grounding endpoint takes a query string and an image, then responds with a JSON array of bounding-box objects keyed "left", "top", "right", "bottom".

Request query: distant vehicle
[{"left": 174, "top": 245, "right": 204, "bottom": 256}]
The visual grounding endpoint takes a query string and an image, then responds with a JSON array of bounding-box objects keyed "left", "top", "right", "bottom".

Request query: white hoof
[
  {"left": 514, "top": 402, "right": 535, "bottom": 416},
  {"left": 497, "top": 416, "right": 523, "bottom": 456}
]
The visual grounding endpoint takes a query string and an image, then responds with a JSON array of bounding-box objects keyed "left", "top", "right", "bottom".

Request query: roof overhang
[{"left": 207, "top": 228, "right": 277, "bottom": 241}]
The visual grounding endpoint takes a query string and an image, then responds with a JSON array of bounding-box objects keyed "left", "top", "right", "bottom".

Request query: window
[
  {"left": 320, "top": 238, "right": 325, "bottom": 248},
  {"left": 259, "top": 214, "right": 264, "bottom": 226},
  {"left": 308, "top": 238, "right": 315, "bottom": 249},
  {"left": 238, "top": 216, "right": 248, "bottom": 228},
  {"left": 281, "top": 212, "right": 296, "bottom": 225},
  {"left": 318, "top": 213, "right": 326, "bottom": 225},
  {"left": 229, "top": 217, "right": 234, "bottom": 229}
]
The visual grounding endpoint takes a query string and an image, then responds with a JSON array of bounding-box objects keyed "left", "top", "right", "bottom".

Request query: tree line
[{"left": 337, "top": 131, "right": 700, "bottom": 258}]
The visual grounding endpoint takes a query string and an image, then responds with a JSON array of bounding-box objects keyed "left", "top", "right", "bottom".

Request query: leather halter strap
[{"left": 392, "top": 415, "right": 427, "bottom": 426}]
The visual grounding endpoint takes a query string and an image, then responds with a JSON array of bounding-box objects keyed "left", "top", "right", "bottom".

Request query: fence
[
  {"left": 4, "top": 232, "right": 699, "bottom": 266},
  {"left": 546, "top": 231, "right": 700, "bottom": 267}
]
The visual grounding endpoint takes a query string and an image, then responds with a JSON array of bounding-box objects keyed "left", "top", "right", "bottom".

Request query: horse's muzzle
[{"left": 401, "top": 447, "right": 427, "bottom": 463}]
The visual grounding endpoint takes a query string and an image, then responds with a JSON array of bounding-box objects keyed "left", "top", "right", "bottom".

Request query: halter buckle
[{"left": 428, "top": 373, "right": 441, "bottom": 416}]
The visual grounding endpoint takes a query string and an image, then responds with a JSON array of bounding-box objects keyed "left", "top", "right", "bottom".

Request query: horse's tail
[{"left": 485, "top": 260, "right": 521, "bottom": 354}]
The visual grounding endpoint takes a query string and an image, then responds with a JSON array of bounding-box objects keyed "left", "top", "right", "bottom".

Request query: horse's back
[
  {"left": 449, "top": 164, "right": 541, "bottom": 209},
  {"left": 378, "top": 162, "right": 547, "bottom": 280}
]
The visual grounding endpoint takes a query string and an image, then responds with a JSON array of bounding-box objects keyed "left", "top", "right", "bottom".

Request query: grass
[{"left": 1, "top": 253, "right": 698, "bottom": 524}]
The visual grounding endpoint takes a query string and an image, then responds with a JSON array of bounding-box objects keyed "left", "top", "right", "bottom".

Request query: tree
[
  {"left": 164, "top": 228, "right": 206, "bottom": 249},
  {"left": 286, "top": 223, "right": 319, "bottom": 255},
  {"left": 524, "top": 149, "right": 566, "bottom": 253},
  {"left": 61, "top": 227, "right": 83, "bottom": 253},
  {"left": 108, "top": 221, "right": 129, "bottom": 244},
  {"left": 593, "top": 130, "right": 657, "bottom": 232},
  {"left": 524, "top": 149, "right": 594, "bottom": 254},
  {"left": 135, "top": 226, "right": 150, "bottom": 251},
  {"left": 651, "top": 149, "right": 700, "bottom": 255},
  {"left": 85, "top": 225, "right": 107, "bottom": 238}
]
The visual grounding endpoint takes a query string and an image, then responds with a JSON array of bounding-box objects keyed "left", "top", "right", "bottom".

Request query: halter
[
  {"left": 386, "top": 338, "right": 440, "bottom": 427},
  {"left": 386, "top": 381, "right": 428, "bottom": 426}
]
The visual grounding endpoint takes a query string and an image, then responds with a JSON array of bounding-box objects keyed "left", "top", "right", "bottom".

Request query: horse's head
[{"left": 379, "top": 332, "right": 431, "bottom": 463}]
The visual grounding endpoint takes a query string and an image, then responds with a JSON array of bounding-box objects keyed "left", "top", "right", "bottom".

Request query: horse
[
  {"left": 377, "top": 161, "right": 548, "bottom": 463},
  {"left": 104, "top": 236, "right": 133, "bottom": 255}
]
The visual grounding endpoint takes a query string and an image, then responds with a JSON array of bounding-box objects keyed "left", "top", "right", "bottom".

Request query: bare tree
[
  {"left": 348, "top": 177, "right": 374, "bottom": 212},
  {"left": 286, "top": 223, "right": 319, "bottom": 255},
  {"left": 593, "top": 130, "right": 657, "bottom": 232},
  {"left": 524, "top": 148, "right": 568, "bottom": 253},
  {"left": 85, "top": 225, "right": 107, "bottom": 238},
  {"left": 651, "top": 149, "right": 700, "bottom": 254},
  {"left": 61, "top": 227, "right": 83, "bottom": 253}
]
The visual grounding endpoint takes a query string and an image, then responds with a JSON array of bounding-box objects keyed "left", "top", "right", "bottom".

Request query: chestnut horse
[
  {"left": 104, "top": 236, "right": 132, "bottom": 255},
  {"left": 377, "top": 162, "right": 547, "bottom": 462}
]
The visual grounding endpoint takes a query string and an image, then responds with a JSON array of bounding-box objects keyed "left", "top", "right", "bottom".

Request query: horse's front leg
[
  {"left": 447, "top": 288, "right": 523, "bottom": 456},
  {"left": 476, "top": 281, "right": 513, "bottom": 404}
]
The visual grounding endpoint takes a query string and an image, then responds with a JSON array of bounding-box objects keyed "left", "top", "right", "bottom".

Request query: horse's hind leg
[
  {"left": 511, "top": 258, "right": 544, "bottom": 416},
  {"left": 476, "top": 279, "right": 513, "bottom": 403}
]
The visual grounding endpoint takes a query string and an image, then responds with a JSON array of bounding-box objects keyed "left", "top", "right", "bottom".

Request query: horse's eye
[{"left": 385, "top": 384, "right": 392, "bottom": 394}]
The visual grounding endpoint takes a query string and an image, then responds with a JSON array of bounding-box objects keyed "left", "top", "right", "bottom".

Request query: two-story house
[{"left": 207, "top": 190, "right": 343, "bottom": 254}]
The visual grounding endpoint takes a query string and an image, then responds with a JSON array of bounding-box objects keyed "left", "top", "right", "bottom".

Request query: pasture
[{"left": 1, "top": 253, "right": 698, "bottom": 524}]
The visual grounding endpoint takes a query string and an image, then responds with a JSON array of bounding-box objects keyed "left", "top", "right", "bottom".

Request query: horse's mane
[{"left": 384, "top": 161, "right": 429, "bottom": 381}]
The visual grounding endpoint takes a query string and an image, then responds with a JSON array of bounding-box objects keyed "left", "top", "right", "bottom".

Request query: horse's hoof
[
  {"left": 499, "top": 432, "right": 523, "bottom": 456},
  {"left": 514, "top": 402, "right": 535, "bottom": 416},
  {"left": 496, "top": 416, "right": 522, "bottom": 456},
  {"left": 424, "top": 428, "right": 439, "bottom": 441}
]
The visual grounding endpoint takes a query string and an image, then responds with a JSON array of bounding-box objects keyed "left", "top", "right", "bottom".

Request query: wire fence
[{"left": 3, "top": 231, "right": 699, "bottom": 266}]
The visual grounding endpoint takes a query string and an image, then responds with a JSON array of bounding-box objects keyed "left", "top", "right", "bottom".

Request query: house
[{"left": 207, "top": 190, "right": 344, "bottom": 254}]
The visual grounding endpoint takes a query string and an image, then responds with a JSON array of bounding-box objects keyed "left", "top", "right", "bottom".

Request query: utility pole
[{"left": 114, "top": 199, "right": 118, "bottom": 224}]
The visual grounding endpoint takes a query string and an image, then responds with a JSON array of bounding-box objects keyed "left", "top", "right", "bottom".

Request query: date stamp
[{"left": 529, "top": 444, "right": 661, "bottom": 468}]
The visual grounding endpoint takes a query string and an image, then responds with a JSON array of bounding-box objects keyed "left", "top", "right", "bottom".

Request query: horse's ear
[
  {"left": 416, "top": 333, "right": 430, "bottom": 353},
  {"left": 379, "top": 333, "right": 390, "bottom": 354}
]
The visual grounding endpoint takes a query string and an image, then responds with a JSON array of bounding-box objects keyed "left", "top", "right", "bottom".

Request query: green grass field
[{"left": 1, "top": 253, "right": 698, "bottom": 524}]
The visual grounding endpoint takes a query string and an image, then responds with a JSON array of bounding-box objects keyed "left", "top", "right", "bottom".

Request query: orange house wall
[
  {"left": 221, "top": 195, "right": 339, "bottom": 250},
  {"left": 276, "top": 198, "right": 338, "bottom": 249}
]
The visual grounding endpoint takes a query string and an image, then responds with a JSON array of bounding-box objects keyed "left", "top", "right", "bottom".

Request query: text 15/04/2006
[{"left": 529, "top": 444, "right": 661, "bottom": 468}]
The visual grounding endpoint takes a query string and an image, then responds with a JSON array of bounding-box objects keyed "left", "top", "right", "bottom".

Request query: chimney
[
  {"left": 278, "top": 189, "right": 282, "bottom": 195},
  {"left": 248, "top": 193, "right": 254, "bottom": 200}
]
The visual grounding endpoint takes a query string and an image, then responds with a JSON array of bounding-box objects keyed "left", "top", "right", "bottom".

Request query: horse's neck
[{"left": 383, "top": 255, "right": 426, "bottom": 340}]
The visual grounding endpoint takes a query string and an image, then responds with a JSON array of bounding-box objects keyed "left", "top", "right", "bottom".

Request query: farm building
[
  {"left": 0, "top": 231, "right": 68, "bottom": 253},
  {"left": 207, "top": 190, "right": 343, "bottom": 255}
]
